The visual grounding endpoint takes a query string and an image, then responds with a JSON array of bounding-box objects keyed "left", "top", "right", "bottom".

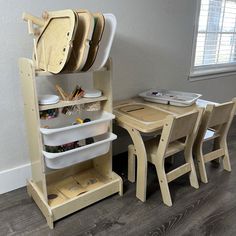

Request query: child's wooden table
[{"left": 113, "top": 97, "right": 216, "bottom": 202}]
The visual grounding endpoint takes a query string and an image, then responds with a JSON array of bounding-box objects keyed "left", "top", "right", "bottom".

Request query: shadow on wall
[
  {"left": 110, "top": 34, "right": 186, "bottom": 101},
  {"left": 110, "top": 33, "right": 191, "bottom": 155},
  {"left": 111, "top": 33, "right": 236, "bottom": 103}
]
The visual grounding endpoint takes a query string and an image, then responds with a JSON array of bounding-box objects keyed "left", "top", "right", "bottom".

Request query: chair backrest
[
  {"left": 195, "top": 98, "right": 236, "bottom": 146},
  {"left": 157, "top": 109, "right": 202, "bottom": 157},
  {"left": 202, "top": 99, "right": 236, "bottom": 140},
  {"left": 168, "top": 111, "right": 200, "bottom": 143},
  {"left": 208, "top": 102, "right": 235, "bottom": 128}
]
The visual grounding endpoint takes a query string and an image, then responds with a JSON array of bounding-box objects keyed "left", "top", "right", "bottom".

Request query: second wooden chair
[{"left": 194, "top": 98, "right": 236, "bottom": 183}]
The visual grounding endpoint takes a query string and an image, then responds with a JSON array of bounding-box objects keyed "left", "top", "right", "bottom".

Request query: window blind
[{"left": 194, "top": 0, "right": 236, "bottom": 68}]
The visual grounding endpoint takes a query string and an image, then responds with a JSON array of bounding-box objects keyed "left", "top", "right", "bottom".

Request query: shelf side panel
[
  {"left": 19, "top": 58, "right": 48, "bottom": 200},
  {"left": 93, "top": 59, "right": 113, "bottom": 113},
  {"left": 93, "top": 59, "right": 113, "bottom": 177}
]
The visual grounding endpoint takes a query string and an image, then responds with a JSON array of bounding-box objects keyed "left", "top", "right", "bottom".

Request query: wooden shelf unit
[{"left": 19, "top": 57, "right": 123, "bottom": 229}]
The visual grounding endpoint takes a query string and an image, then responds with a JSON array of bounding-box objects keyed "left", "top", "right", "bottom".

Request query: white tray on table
[{"left": 139, "top": 89, "right": 202, "bottom": 107}]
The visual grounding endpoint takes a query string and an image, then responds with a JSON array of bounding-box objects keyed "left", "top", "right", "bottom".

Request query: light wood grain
[
  {"left": 64, "top": 10, "right": 94, "bottom": 72},
  {"left": 19, "top": 58, "right": 48, "bottom": 200},
  {"left": 82, "top": 13, "right": 105, "bottom": 71},
  {"left": 36, "top": 10, "right": 77, "bottom": 73}
]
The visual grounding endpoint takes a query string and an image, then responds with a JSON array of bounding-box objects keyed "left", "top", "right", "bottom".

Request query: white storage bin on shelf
[
  {"left": 43, "top": 133, "right": 117, "bottom": 169},
  {"left": 40, "top": 111, "right": 115, "bottom": 146}
]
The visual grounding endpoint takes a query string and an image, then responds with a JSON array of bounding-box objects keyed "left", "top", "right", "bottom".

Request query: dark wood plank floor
[{"left": 0, "top": 118, "right": 235, "bottom": 236}]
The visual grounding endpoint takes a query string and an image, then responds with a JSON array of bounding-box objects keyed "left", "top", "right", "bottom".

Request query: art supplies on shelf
[
  {"left": 55, "top": 84, "right": 84, "bottom": 101},
  {"left": 55, "top": 84, "right": 84, "bottom": 115},
  {"left": 54, "top": 85, "right": 103, "bottom": 114},
  {"left": 40, "top": 108, "right": 59, "bottom": 120}
]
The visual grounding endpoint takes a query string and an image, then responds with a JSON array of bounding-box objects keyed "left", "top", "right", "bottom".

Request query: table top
[{"left": 113, "top": 97, "right": 217, "bottom": 133}]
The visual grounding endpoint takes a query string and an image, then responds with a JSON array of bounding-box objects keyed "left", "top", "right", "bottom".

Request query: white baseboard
[{"left": 0, "top": 163, "right": 32, "bottom": 194}]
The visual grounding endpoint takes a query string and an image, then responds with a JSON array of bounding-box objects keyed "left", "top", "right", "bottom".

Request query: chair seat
[
  {"left": 145, "top": 138, "right": 186, "bottom": 163},
  {"left": 203, "top": 129, "right": 219, "bottom": 142}
]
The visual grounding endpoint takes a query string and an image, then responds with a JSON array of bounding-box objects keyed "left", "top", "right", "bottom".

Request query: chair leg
[
  {"left": 136, "top": 155, "right": 148, "bottom": 202},
  {"left": 155, "top": 161, "right": 172, "bottom": 207},
  {"left": 184, "top": 152, "right": 199, "bottom": 189},
  {"left": 126, "top": 127, "right": 148, "bottom": 202},
  {"left": 196, "top": 147, "right": 208, "bottom": 184},
  {"left": 211, "top": 138, "right": 220, "bottom": 166},
  {"left": 221, "top": 139, "right": 231, "bottom": 172},
  {"left": 128, "top": 145, "right": 136, "bottom": 183}
]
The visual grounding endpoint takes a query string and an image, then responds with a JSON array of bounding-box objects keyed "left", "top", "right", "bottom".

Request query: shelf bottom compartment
[
  {"left": 47, "top": 169, "right": 111, "bottom": 207},
  {"left": 27, "top": 168, "right": 123, "bottom": 228}
]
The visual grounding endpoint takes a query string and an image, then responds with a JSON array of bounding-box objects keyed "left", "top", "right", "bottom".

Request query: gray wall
[{"left": 0, "top": 0, "right": 236, "bottom": 172}]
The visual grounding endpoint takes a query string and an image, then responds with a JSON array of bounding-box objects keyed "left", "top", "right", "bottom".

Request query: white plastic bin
[
  {"left": 40, "top": 111, "right": 115, "bottom": 146},
  {"left": 43, "top": 133, "right": 117, "bottom": 169},
  {"left": 89, "top": 13, "right": 117, "bottom": 71}
]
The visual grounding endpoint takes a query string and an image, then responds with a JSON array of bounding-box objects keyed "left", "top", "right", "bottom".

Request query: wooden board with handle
[
  {"left": 64, "top": 10, "right": 94, "bottom": 72},
  {"left": 82, "top": 13, "right": 105, "bottom": 71},
  {"left": 36, "top": 9, "right": 77, "bottom": 73}
]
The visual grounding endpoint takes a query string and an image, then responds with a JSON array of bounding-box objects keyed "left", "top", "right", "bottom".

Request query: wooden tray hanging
[
  {"left": 36, "top": 10, "right": 77, "bottom": 74},
  {"left": 82, "top": 13, "right": 105, "bottom": 72},
  {"left": 64, "top": 10, "right": 94, "bottom": 72}
]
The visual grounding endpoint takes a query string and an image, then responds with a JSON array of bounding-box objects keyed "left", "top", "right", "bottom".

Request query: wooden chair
[
  {"left": 194, "top": 98, "right": 236, "bottom": 183},
  {"left": 128, "top": 109, "right": 203, "bottom": 206}
]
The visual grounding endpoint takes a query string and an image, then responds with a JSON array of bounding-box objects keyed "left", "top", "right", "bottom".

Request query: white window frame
[{"left": 189, "top": 0, "right": 236, "bottom": 81}]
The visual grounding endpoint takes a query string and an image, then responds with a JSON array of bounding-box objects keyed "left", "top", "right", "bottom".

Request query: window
[{"left": 190, "top": 0, "right": 236, "bottom": 79}]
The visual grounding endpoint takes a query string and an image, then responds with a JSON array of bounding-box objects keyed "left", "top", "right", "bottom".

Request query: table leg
[
  {"left": 128, "top": 144, "right": 136, "bottom": 183},
  {"left": 124, "top": 126, "right": 148, "bottom": 202}
]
